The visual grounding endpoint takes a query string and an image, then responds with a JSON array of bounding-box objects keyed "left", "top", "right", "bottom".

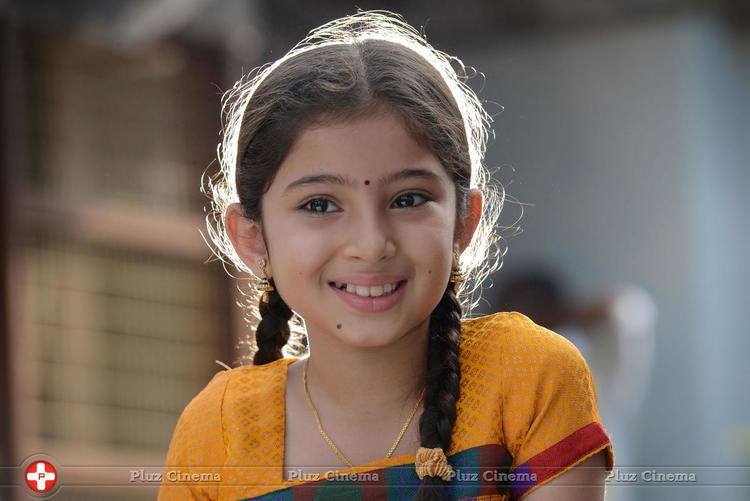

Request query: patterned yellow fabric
[{"left": 158, "top": 311, "right": 614, "bottom": 500}]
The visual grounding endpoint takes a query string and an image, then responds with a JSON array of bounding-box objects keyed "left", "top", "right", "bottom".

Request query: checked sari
[{"left": 158, "top": 312, "right": 614, "bottom": 500}]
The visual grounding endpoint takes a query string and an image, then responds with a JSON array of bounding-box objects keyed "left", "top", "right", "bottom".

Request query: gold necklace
[{"left": 302, "top": 358, "right": 425, "bottom": 467}]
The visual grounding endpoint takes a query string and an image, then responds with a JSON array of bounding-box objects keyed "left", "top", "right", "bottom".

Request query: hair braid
[
  {"left": 415, "top": 281, "right": 463, "bottom": 500},
  {"left": 253, "top": 279, "right": 294, "bottom": 365}
]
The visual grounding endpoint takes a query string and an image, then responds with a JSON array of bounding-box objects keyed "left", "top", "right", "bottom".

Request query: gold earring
[
  {"left": 257, "top": 257, "right": 275, "bottom": 303},
  {"left": 449, "top": 251, "right": 464, "bottom": 286}
]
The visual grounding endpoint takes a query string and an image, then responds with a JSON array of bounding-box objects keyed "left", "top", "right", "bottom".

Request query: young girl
[{"left": 159, "top": 11, "right": 614, "bottom": 501}]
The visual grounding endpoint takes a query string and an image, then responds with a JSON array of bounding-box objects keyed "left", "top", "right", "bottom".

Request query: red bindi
[{"left": 364, "top": 180, "right": 370, "bottom": 185}]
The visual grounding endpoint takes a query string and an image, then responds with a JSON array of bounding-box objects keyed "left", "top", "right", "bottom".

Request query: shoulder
[
  {"left": 177, "top": 369, "right": 230, "bottom": 426},
  {"left": 170, "top": 358, "right": 290, "bottom": 441},
  {"left": 164, "top": 369, "right": 230, "bottom": 469},
  {"left": 219, "top": 357, "right": 294, "bottom": 406},
  {"left": 460, "top": 311, "right": 586, "bottom": 374},
  {"left": 462, "top": 314, "right": 614, "bottom": 480},
  {"left": 165, "top": 358, "right": 293, "bottom": 462},
  {"left": 459, "top": 311, "right": 596, "bottom": 410}
]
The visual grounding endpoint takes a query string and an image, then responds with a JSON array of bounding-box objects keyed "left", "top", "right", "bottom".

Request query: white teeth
[{"left": 336, "top": 281, "right": 401, "bottom": 297}]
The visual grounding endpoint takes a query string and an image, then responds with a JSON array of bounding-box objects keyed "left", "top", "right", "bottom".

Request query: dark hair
[{"left": 205, "top": 11, "right": 507, "bottom": 500}]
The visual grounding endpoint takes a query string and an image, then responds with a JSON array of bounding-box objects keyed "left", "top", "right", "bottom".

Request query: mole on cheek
[
  {"left": 336, "top": 323, "right": 342, "bottom": 329},
  {"left": 364, "top": 180, "right": 370, "bottom": 185}
]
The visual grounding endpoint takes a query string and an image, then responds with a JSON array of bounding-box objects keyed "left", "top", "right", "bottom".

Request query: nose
[{"left": 344, "top": 209, "right": 397, "bottom": 262}]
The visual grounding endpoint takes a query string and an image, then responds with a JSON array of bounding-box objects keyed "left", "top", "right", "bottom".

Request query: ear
[
  {"left": 225, "top": 203, "right": 270, "bottom": 277},
  {"left": 456, "top": 189, "right": 483, "bottom": 254}
]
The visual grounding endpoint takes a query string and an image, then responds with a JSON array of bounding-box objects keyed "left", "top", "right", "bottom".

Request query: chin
[
  {"left": 335, "top": 331, "right": 402, "bottom": 349},
  {"left": 331, "top": 315, "right": 430, "bottom": 350}
]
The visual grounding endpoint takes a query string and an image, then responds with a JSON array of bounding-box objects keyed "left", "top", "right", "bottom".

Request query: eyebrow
[{"left": 283, "top": 168, "right": 443, "bottom": 193}]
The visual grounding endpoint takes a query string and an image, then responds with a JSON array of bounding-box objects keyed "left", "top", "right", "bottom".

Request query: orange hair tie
[{"left": 415, "top": 447, "right": 455, "bottom": 481}]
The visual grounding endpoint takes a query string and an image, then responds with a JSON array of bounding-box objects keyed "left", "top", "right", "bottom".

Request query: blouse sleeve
[
  {"left": 157, "top": 370, "right": 229, "bottom": 501},
  {"left": 501, "top": 313, "right": 615, "bottom": 500}
]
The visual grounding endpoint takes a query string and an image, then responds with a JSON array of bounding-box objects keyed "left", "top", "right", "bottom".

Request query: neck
[{"left": 301, "top": 317, "right": 430, "bottom": 424}]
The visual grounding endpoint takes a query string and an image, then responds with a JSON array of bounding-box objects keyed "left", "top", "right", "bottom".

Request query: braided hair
[
  {"left": 252, "top": 278, "right": 293, "bottom": 365},
  {"left": 414, "top": 282, "right": 463, "bottom": 499},
  {"left": 206, "top": 11, "right": 507, "bottom": 501}
]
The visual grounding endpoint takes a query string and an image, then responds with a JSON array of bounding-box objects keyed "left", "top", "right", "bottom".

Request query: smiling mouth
[{"left": 328, "top": 280, "right": 406, "bottom": 298}]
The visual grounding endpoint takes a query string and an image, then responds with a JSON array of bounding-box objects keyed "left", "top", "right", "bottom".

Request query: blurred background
[{"left": 1, "top": 0, "right": 748, "bottom": 500}]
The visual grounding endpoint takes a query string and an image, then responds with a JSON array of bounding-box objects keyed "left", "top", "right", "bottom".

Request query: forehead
[{"left": 270, "top": 111, "right": 452, "bottom": 192}]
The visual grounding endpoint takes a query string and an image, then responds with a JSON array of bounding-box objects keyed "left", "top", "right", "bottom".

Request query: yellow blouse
[{"left": 158, "top": 311, "right": 614, "bottom": 500}]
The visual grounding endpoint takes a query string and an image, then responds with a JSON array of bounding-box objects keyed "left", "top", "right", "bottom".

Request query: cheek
[
  {"left": 399, "top": 228, "right": 452, "bottom": 278},
  {"left": 266, "top": 225, "right": 328, "bottom": 280},
  {"left": 400, "top": 213, "right": 456, "bottom": 251},
  {"left": 268, "top": 249, "right": 320, "bottom": 312}
]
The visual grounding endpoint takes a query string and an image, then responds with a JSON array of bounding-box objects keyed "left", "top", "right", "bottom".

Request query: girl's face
[{"left": 234, "top": 110, "right": 478, "bottom": 348}]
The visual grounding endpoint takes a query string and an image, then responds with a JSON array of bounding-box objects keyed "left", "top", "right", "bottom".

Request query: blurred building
[{"left": 2, "top": 3, "right": 235, "bottom": 499}]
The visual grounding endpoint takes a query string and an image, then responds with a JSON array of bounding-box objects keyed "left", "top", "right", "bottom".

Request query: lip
[
  {"left": 329, "top": 275, "right": 407, "bottom": 286},
  {"left": 330, "top": 280, "right": 408, "bottom": 313}
]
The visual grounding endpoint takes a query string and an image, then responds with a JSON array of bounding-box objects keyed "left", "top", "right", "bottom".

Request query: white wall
[{"left": 469, "top": 13, "right": 749, "bottom": 501}]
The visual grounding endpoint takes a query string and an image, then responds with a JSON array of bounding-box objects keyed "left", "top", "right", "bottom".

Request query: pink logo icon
[{"left": 25, "top": 460, "right": 58, "bottom": 493}]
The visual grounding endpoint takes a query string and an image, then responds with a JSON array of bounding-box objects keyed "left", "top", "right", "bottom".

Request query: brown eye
[
  {"left": 393, "top": 193, "right": 430, "bottom": 209},
  {"left": 300, "top": 197, "right": 340, "bottom": 214}
]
